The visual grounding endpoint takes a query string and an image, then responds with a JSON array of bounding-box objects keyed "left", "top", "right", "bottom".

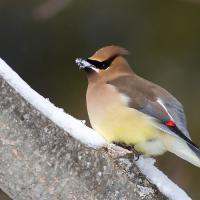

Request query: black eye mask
[{"left": 86, "top": 56, "right": 116, "bottom": 70}]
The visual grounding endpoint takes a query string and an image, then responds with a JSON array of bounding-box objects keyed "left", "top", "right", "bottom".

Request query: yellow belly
[{"left": 89, "top": 103, "right": 161, "bottom": 145}]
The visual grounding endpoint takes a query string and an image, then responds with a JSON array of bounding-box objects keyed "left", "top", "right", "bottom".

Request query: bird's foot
[
  {"left": 133, "top": 153, "right": 140, "bottom": 161},
  {"left": 113, "top": 142, "right": 142, "bottom": 161},
  {"left": 104, "top": 142, "right": 142, "bottom": 161},
  {"left": 103, "top": 143, "right": 133, "bottom": 159}
]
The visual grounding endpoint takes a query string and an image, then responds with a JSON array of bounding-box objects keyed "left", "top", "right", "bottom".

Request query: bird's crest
[{"left": 88, "top": 45, "right": 129, "bottom": 62}]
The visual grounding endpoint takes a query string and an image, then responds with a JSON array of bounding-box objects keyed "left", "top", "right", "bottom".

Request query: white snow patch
[
  {"left": 0, "top": 58, "right": 192, "bottom": 200},
  {"left": 0, "top": 58, "right": 106, "bottom": 148},
  {"left": 75, "top": 58, "right": 91, "bottom": 68},
  {"left": 136, "top": 156, "right": 192, "bottom": 200},
  {"left": 75, "top": 58, "right": 100, "bottom": 73}
]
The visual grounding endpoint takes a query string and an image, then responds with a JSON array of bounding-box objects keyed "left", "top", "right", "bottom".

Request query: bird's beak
[{"left": 75, "top": 58, "right": 92, "bottom": 70}]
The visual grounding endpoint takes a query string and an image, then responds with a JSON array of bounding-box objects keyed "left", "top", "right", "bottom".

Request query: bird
[{"left": 76, "top": 45, "right": 200, "bottom": 167}]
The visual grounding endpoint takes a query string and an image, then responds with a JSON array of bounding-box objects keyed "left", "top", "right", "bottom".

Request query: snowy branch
[{"left": 0, "top": 58, "right": 191, "bottom": 200}]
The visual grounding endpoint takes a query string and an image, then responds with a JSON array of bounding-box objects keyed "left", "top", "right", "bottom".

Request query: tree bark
[{"left": 0, "top": 77, "right": 167, "bottom": 200}]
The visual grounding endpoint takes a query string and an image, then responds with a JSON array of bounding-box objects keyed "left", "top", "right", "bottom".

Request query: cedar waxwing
[{"left": 76, "top": 45, "right": 200, "bottom": 167}]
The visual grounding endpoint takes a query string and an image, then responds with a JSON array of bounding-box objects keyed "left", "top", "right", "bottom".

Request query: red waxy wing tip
[{"left": 166, "top": 120, "right": 176, "bottom": 127}]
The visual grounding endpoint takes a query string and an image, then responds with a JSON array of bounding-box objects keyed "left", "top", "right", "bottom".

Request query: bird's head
[{"left": 76, "top": 46, "right": 133, "bottom": 81}]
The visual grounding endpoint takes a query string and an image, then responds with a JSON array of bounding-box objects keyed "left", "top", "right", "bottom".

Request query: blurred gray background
[{"left": 0, "top": 0, "right": 199, "bottom": 199}]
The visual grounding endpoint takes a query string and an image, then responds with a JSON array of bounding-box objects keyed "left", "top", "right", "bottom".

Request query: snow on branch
[
  {"left": 136, "top": 157, "right": 191, "bottom": 200},
  {"left": 0, "top": 58, "right": 191, "bottom": 200},
  {"left": 0, "top": 58, "right": 106, "bottom": 148}
]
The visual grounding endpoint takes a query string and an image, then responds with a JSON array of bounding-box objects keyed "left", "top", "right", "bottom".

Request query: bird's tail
[{"left": 163, "top": 135, "right": 200, "bottom": 167}]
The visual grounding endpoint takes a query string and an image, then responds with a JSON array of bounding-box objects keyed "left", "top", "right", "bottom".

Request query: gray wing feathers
[
  {"left": 155, "top": 88, "right": 190, "bottom": 139},
  {"left": 108, "top": 75, "right": 191, "bottom": 139}
]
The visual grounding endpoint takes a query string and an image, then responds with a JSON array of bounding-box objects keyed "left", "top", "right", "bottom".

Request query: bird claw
[
  {"left": 133, "top": 153, "right": 141, "bottom": 161},
  {"left": 130, "top": 146, "right": 141, "bottom": 161},
  {"left": 104, "top": 143, "right": 142, "bottom": 161},
  {"left": 103, "top": 143, "right": 132, "bottom": 159}
]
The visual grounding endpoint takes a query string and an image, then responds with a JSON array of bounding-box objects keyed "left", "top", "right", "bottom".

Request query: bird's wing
[{"left": 107, "top": 75, "right": 191, "bottom": 139}]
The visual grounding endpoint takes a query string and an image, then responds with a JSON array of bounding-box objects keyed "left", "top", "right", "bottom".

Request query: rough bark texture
[{"left": 0, "top": 77, "right": 167, "bottom": 200}]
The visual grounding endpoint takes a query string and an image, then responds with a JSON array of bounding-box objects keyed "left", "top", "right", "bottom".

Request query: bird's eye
[{"left": 86, "top": 57, "right": 115, "bottom": 70}]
